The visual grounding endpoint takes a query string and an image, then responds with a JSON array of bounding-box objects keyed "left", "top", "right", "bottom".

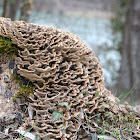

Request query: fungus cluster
[{"left": 0, "top": 17, "right": 114, "bottom": 139}]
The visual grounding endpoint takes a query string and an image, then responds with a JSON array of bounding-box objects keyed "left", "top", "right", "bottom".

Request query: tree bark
[
  {"left": 2, "top": 0, "right": 19, "bottom": 21},
  {"left": 20, "top": 0, "right": 33, "bottom": 22},
  {"left": 119, "top": 0, "right": 140, "bottom": 103}
]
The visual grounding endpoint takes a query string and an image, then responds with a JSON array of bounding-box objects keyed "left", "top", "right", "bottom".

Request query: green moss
[
  {"left": 0, "top": 36, "right": 18, "bottom": 59},
  {"left": 0, "top": 35, "right": 34, "bottom": 100},
  {"left": 94, "top": 111, "right": 139, "bottom": 139},
  {"left": 9, "top": 70, "right": 35, "bottom": 100},
  {"left": 13, "top": 83, "right": 35, "bottom": 100},
  {"left": 95, "top": 108, "right": 139, "bottom": 139},
  {"left": 81, "top": 97, "right": 139, "bottom": 139}
]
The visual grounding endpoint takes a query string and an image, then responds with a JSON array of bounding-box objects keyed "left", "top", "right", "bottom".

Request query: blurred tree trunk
[
  {"left": 20, "top": 0, "right": 33, "bottom": 22},
  {"left": 119, "top": 0, "right": 140, "bottom": 103},
  {"left": 2, "top": 0, "right": 19, "bottom": 20}
]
